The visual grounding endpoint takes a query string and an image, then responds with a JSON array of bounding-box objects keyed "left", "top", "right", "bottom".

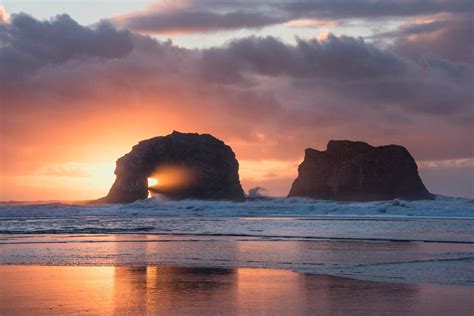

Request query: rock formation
[
  {"left": 288, "top": 140, "right": 434, "bottom": 201},
  {"left": 99, "top": 131, "right": 245, "bottom": 203}
]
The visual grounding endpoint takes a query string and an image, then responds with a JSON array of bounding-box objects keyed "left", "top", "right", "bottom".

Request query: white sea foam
[{"left": 1, "top": 195, "right": 473, "bottom": 218}]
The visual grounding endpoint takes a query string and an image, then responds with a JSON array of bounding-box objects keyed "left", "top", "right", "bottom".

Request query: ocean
[{"left": 1, "top": 196, "right": 473, "bottom": 286}]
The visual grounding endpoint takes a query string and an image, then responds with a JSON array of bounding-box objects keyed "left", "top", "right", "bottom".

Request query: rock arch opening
[{"left": 146, "top": 165, "right": 197, "bottom": 199}]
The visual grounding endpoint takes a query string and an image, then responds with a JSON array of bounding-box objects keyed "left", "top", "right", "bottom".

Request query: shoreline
[{"left": 1, "top": 233, "right": 473, "bottom": 287}]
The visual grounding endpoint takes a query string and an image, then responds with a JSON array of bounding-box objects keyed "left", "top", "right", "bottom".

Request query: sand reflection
[
  {"left": 0, "top": 266, "right": 115, "bottom": 314},
  {"left": 0, "top": 265, "right": 472, "bottom": 315}
]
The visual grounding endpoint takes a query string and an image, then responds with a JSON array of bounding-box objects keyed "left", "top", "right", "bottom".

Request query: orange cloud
[{"left": 0, "top": 5, "right": 9, "bottom": 23}]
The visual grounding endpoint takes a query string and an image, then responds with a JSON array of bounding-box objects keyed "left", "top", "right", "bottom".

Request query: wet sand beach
[{"left": 0, "top": 265, "right": 473, "bottom": 315}]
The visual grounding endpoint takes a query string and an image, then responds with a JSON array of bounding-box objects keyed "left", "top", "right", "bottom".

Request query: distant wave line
[{"left": 0, "top": 232, "right": 472, "bottom": 244}]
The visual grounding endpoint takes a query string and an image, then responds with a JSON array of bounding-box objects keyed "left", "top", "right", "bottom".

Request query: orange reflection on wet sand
[
  {"left": 0, "top": 266, "right": 115, "bottom": 314},
  {"left": 0, "top": 265, "right": 472, "bottom": 315}
]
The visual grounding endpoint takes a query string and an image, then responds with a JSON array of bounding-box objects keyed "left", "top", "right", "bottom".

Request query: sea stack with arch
[
  {"left": 99, "top": 131, "right": 245, "bottom": 203},
  {"left": 288, "top": 140, "right": 434, "bottom": 201}
]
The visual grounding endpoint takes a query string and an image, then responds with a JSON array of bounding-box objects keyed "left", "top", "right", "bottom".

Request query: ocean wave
[
  {"left": 0, "top": 196, "right": 473, "bottom": 242},
  {"left": 0, "top": 232, "right": 472, "bottom": 244},
  {"left": 0, "top": 195, "right": 473, "bottom": 218}
]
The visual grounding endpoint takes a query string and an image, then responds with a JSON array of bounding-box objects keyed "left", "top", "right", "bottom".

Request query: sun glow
[{"left": 147, "top": 178, "right": 159, "bottom": 187}]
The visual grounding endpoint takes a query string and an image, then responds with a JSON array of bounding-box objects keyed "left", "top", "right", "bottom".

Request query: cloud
[
  {"left": 419, "top": 158, "right": 474, "bottom": 169},
  {"left": 419, "top": 158, "right": 474, "bottom": 198},
  {"left": 115, "top": 9, "right": 285, "bottom": 34},
  {"left": 283, "top": 0, "right": 473, "bottom": 19},
  {"left": 372, "top": 20, "right": 446, "bottom": 39},
  {"left": 0, "top": 13, "right": 472, "bottom": 198},
  {"left": 112, "top": 0, "right": 474, "bottom": 35},
  {"left": 0, "top": 5, "right": 9, "bottom": 23},
  {"left": 113, "top": 0, "right": 286, "bottom": 34},
  {"left": 200, "top": 34, "right": 473, "bottom": 118},
  {"left": 200, "top": 34, "right": 413, "bottom": 81},
  {"left": 0, "top": 13, "right": 133, "bottom": 82},
  {"left": 37, "top": 165, "right": 90, "bottom": 177},
  {"left": 391, "top": 14, "right": 474, "bottom": 63}
]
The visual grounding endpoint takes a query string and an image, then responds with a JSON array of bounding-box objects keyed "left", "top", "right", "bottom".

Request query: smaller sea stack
[{"left": 288, "top": 140, "right": 434, "bottom": 201}]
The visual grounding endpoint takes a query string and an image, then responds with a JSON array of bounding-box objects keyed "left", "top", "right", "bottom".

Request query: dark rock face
[
  {"left": 288, "top": 140, "right": 434, "bottom": 201},
  {"left": 100, "top": 131, "right": 245, "bottom": 203}
]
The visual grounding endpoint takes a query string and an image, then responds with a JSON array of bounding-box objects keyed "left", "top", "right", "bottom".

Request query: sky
[{"left": 0, "top": 0, "right": 473, "bottom": 200}]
